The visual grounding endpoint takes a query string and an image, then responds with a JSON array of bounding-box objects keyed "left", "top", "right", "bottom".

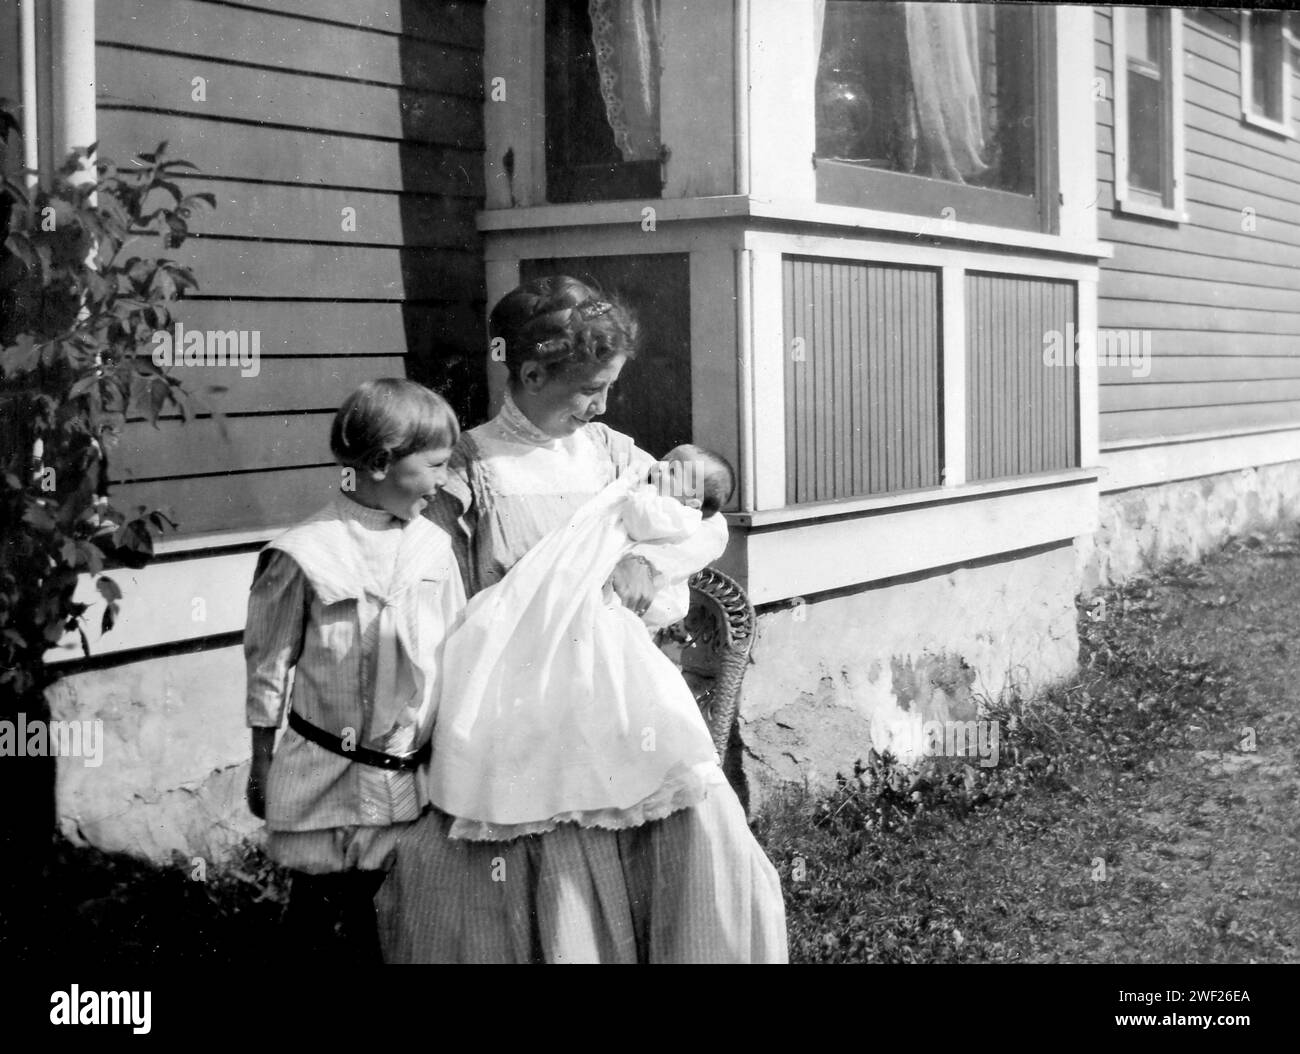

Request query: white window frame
[
  {"left": 1112, "top": 6, "right": 1187, "bottom": 224},
  {"left": 1240, "top": 10, "right": 1295, "bottom": 138}
]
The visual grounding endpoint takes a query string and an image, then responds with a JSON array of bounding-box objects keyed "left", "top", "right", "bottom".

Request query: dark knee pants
[{"left": 284, "top": 870, "right": 388, "bottom": 964}]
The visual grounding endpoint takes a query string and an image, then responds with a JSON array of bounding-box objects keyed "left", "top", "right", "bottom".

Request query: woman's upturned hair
[
  {"left": 489, "top": 275, "right": 639, "bottom": 384},
  {"left": 329, "top": 378, "right": 459, "bottom": 470}
]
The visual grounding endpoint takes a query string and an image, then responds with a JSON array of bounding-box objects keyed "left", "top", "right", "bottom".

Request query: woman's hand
[{"left": 608, "top": 554, "right": 657, "bottom": 616}]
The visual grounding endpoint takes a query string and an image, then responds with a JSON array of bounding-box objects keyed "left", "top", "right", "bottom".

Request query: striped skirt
[{"left": 376, "top": 782, "right": 788, "bottom": 963}]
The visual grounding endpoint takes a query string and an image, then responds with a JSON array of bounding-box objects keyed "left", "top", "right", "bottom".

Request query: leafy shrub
[{"left": 1, "top": 110, "right": 213, "bottom": 705}]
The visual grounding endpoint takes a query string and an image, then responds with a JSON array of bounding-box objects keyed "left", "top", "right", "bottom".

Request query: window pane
[
  {"left": 815, "top": 1, "right": 1036, "bottom": 195},
  {"left": 1250, "top": 11, "right": 1284, "bottom": 122},
  {"left": 544, "top": 0, "right": 661, "bottom": 203},
  {"left": 1126, "top": 7, "right": 1154, "bottom": 65},
  {"left": 1128, "top": 70, "right": 1163, "bottom": 193}
]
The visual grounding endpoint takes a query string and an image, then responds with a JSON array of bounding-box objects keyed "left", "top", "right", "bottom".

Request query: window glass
[
  {"left": 544, "top": 0, "right": 662, "bottom": 203},
  {"left": 1249, "top": 11, "right": 1284, "bottom": 123},
  {"left": 1126, "top": 7, "right": 1153, "bottom": 65},
  {"left": 1125, "top": 7, "right": 1169, "bottom": 197},
  {"left": 815, "top": 1, "right": 1036, "bottom": 195}
]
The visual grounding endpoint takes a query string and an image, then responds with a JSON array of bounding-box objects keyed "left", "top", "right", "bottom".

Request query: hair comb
[{"left": 576, "top": 299, "right": 613, "bottom": 319}]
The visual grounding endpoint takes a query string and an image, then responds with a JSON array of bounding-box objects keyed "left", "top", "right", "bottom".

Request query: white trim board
[
  {"left": 1101, "top": 427, "right": 1300, "bottom": 492},
  {"left": 45, "top": 548, "right": 258, "bottom": 665},
  {"left": 480, "top": 196, "right": 1113, "bottom": 261},
  {"left": 739, "top": 477, "right": 1099, "bottom": 605}
]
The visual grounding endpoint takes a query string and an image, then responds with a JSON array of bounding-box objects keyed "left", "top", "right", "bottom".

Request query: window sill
[
  {"left": 721, "top": 469, "right": 1099, "bottom": 604},
  {"left": 478, "top": 195, "right": 1114, "bottom": 260},
  {"left": 153, "top": 524, "right": 281, "bottom": 559},
  {"left": 1241, "top": 110, "right": 1296, "bottom": 138},
  {"left": 1114, "top": 194, "right": 1188, "bottom": 225},
  {"left": 727, "top": 468, "right": 1098, "bottom": 529}
]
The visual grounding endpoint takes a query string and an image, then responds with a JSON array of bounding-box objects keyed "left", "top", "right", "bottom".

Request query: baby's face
[{"left": 648, "top": 455, "right": 704, "bottom": 509}]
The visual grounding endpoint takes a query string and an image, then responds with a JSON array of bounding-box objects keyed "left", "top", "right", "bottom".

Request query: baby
[
  {"left": 425, "top": 445, "right": 736, "bottom": 842},
  {"left": 628, "top": 444, "right": 735, "bottom": 630}
]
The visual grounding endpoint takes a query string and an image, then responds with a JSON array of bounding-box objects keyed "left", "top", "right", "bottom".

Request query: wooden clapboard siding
[
  {"left": 147, "top": 356, "right": 408, "bottom": 419},
  {"left": 965, "top": 274, "right": 1078, "bottom": 482},
  {"left": 783, "top": 257, "right": 941, "bottom": 503},
  {"left": 99, "top": 0, "right": 479, "bottom": 95},
  {"left": 167, "top": 301, "right": 483, "bottom": 356},
  {"left": 96, "top": 0, "right": 487, "bottom": 536},
  {"left": 97, "top": 112, "right": 483, "bottom": 195},
  {"left": 116, "top": 414, "right": 334, "bottom": 480},
  {"left": 98, "top": 49, "right": 481, "bottom": 148},
  {"left": 114, "top": 466, "right": 342, "bottom": 535},
  {"left": 218, "top": 0, "right": 485, "bottom": 47},
  {"left": 181, "top": 182, "right": 480, "bottom": 247},
  {"left": 1096, "top": 7, "right": 1300, "bottom": 444},
  {"left": 130, "top": 238, "right": 480, "bottom": 301}
]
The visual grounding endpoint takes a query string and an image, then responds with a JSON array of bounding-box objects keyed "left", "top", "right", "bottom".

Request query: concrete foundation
[
  {"left": 49, "top": 642, "right": 260, "bottom": 864},
  {"left": 737, "top": 542, "right": 1080, "bottom": 803}
]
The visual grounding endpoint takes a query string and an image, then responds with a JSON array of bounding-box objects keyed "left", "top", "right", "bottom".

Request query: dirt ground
[{"left": 1049, "top": 537, "right": 1300, "bottom": 963}]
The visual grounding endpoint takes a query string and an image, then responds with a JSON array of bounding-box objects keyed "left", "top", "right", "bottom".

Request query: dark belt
[{"left": 288, "top": 710, "right": 430, "bottom": 772}]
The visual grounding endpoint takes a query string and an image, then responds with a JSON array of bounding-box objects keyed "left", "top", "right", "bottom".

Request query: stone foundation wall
[
  {"left": 1079, "top": 461, "right": 1300, "bottom": 592},
  {"left": 49, "top": 643, "right": 259, "bottom": 864},
  {"left": 738, "top": 542, "right": 1080, "bottom": 803}
]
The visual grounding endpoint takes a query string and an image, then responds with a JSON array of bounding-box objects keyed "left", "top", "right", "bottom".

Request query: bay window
[{"left": 481, "top": 1, "right": 1107, "bottom": 602}]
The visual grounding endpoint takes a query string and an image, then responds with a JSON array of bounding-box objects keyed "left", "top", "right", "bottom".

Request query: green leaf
[
  {"left": 1, "top": 335, "right": 40, "bottom": 377},
  {"left": 5, "top": 231, "right": 36, "bottom": 269},
  {"left": 95, "top": 575, "right": 123, "bottom": 603}
]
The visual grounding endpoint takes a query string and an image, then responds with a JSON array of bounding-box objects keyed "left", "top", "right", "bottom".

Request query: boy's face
[{"left": 370, "top": 444, "right": 453, "bottom": 520}]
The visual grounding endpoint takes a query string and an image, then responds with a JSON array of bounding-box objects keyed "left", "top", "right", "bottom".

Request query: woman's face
[{"left": 516, "top": 355, "right": 627, "bottom": 438}]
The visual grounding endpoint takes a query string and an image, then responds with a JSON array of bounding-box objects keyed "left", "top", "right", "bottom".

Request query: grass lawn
[
  {"left": 10, "top": 529, "right": 1300, "bottom": 965},
  {"left": 760, "top": 529, "right": 1300, "bottom": 963}
]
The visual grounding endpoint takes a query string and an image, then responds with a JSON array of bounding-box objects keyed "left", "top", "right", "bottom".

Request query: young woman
[{"left": 377, "top": 276, "right": 788, "bottom": 963}]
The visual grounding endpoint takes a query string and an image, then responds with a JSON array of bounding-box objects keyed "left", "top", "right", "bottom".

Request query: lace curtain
[
  {"left": 589, "top": 0, "right": 662, "bottom": 163},
  {"left": 815, "top": 1, "right": 998, "bottom": 185},
  {"left": 904, "top": 2, "right": 994, "bottom": 182}
]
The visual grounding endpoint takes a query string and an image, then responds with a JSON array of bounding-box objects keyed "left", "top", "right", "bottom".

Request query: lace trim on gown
[{"left": 446, "top": 759, "right": 725, "bottom": 842}]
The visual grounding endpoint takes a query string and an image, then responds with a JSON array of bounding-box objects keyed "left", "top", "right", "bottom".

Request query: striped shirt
[{"left": 245, "top": 493, "right": 465, "bottom": 832}]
